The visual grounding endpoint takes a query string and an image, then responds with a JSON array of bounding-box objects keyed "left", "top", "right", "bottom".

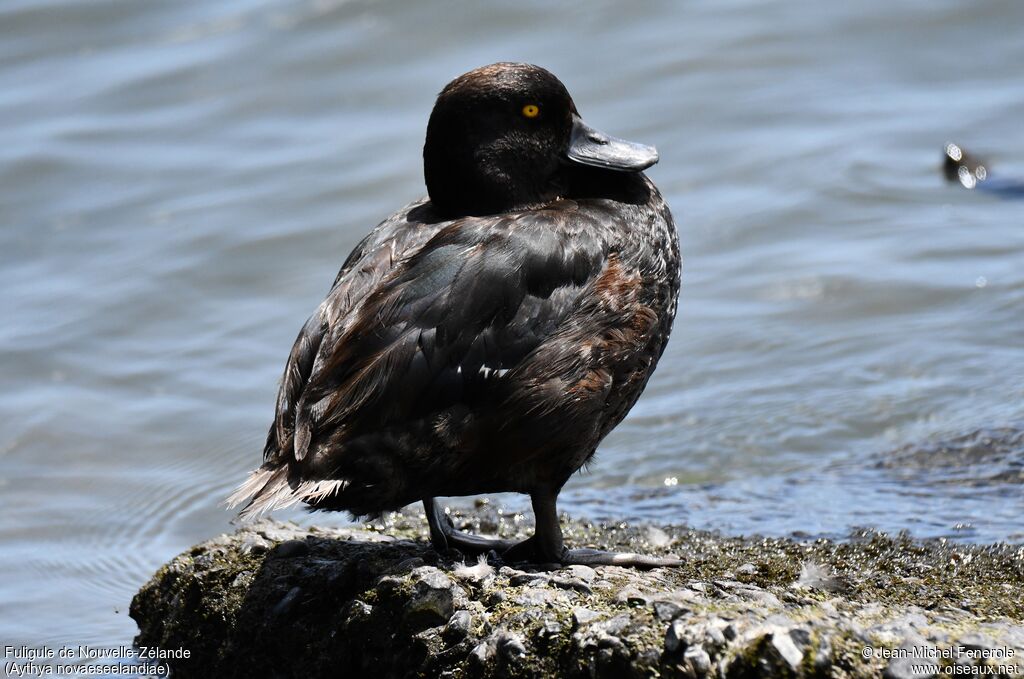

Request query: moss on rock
[{"left": 130, "top": 507, "right": 1024, "bottom": 678}]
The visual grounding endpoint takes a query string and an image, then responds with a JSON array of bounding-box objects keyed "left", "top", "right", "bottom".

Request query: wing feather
[
  {"left": 294, "top": 210, "right": 608, "bottom": 461},
  {"left": 232, "top": 202, "right": 616, "bottom": 517}
]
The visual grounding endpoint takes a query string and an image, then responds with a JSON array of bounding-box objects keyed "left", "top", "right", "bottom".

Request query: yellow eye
[{"left": 521, "top": 104, "right": 540, "bottom": 119}]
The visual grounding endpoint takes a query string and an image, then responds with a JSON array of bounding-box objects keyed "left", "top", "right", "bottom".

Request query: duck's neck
[
  {"left": 423, "top": 153, "right": 563, "bottom": 218},
  {"left": 561, "top": 163, "right": 653, "bottom": 206}
]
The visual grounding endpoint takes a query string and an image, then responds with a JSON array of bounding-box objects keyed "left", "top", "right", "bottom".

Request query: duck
[
  {"left": 943, "top": 142, "right": 1024, "bottom": 197},
  {"left": 228, "top": 63, "right": 681, "bottom": 567}
]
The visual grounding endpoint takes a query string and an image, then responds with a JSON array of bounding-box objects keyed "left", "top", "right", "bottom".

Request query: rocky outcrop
[{"left": 131, "top": 505, "right": 1024, "bottom": 678}]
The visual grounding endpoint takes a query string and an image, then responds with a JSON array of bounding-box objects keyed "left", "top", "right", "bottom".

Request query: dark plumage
[{"left": 228, "top": 63, "right": 681, "bottom": 567}]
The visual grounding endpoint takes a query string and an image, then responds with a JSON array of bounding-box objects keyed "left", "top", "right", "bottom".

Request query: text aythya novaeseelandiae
[{"left": 229, "top": 63, "right": 681, "bottom": 567}]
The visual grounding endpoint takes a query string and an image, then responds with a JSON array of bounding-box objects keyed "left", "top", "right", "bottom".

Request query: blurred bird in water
[{"left": 944, "top": 142, "right": 1024, "bottom": 197}]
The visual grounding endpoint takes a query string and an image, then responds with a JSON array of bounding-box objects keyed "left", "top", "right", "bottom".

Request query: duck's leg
[
  {"left": 502, "top": 492, "right": 683, "bottom": 569},
  {"left": 423, "top": 498, "right": 519, "bottom": 554}
]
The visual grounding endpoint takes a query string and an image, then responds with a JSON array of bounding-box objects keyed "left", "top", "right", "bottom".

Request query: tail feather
[
  {"left": 226, "top": 467, "right": 279, "bottom": 509},
  {"left": 226, "top": 466, "right": 349, "bottom": 523},
  {"left": 301, "top": 478, "right": 350, "bottom": 504},
  {"left": 226, "top": 466, "right": 290, "bottom": 522}
]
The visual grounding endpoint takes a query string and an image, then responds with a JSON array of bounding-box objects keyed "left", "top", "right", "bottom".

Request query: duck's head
[{"left": 423, "top": 62, "right": 658, "bottom": 216}]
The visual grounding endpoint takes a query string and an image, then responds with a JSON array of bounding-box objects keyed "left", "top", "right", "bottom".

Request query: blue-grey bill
[{"left": 566, "top": 115, "right": 659, "bottom": 172}]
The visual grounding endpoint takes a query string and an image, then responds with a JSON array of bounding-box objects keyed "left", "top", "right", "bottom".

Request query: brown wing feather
[
  {"left": 290, "top": 210, "right": 608, "bottom": 464},
  {"left": 228, "top": 199, "right": 445, "bottom": 517},
  {"left": 230, "top": 200, "right": 628, "bottom": 518}
]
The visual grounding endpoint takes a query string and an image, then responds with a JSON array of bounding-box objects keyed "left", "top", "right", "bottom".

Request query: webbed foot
[
  {"left": 423, "top": 498, "right": 518, "bottom": 555},
  {"left": 423, "top": 496, "right": 682, "bottom": 569},
  {"left": 559, "top": 547, "right": 682, "bottom": 568}
]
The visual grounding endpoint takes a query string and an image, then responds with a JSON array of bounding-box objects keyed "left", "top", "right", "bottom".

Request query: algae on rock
[{"left": 131, "top": 507, "right": 1024, "bottom": 678}]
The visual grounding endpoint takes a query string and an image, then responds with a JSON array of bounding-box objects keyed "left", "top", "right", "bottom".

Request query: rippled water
[{"left": 2, "top": 0, "right": 1023, "bottom": 658}]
